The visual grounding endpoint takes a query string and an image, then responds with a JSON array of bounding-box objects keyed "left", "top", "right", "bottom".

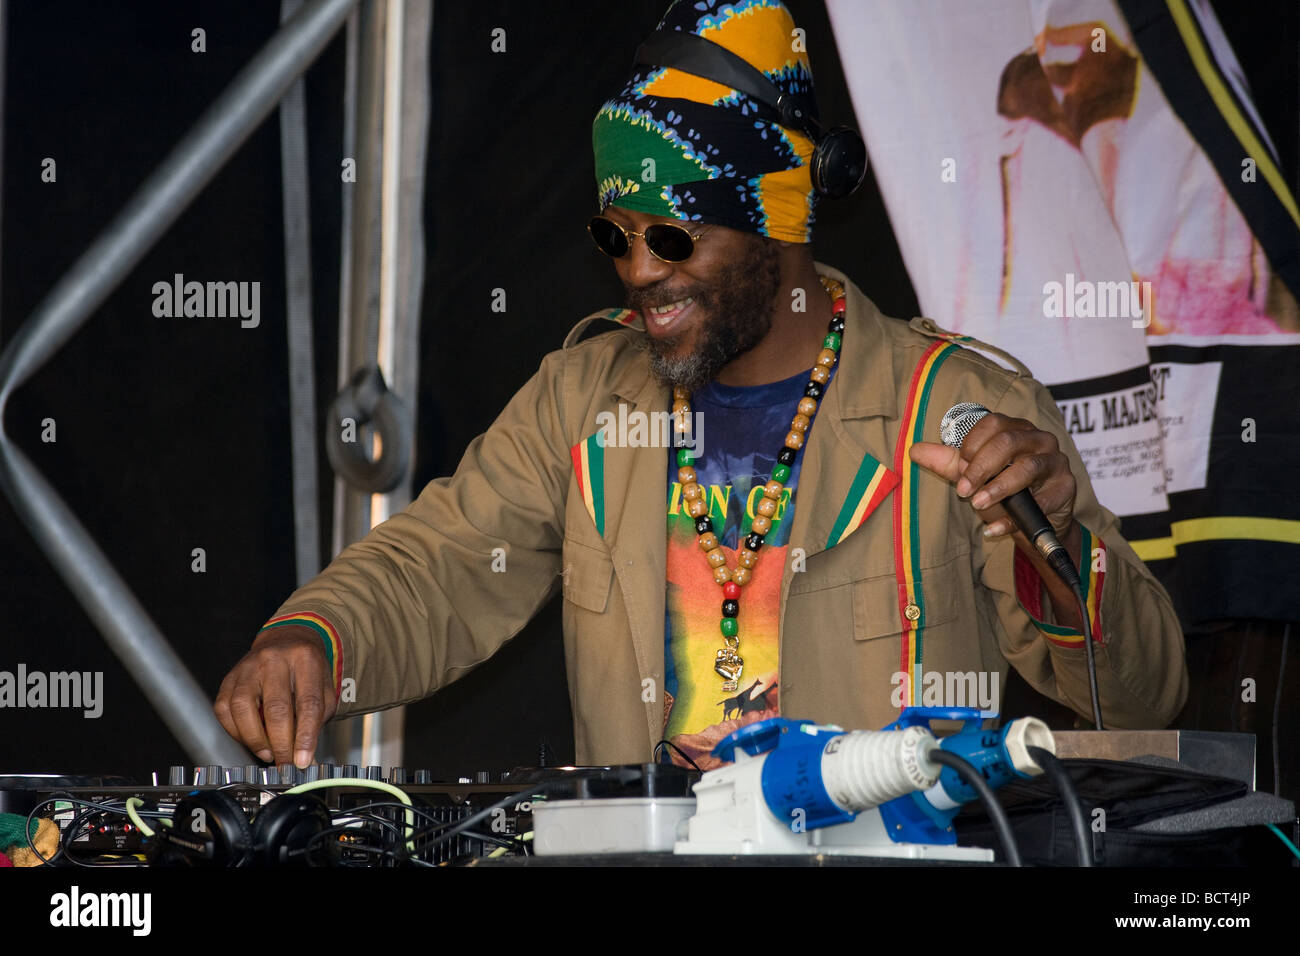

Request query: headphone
[
  {"left": 633, "top": 30, "right": 868, "bottom": 200},
  {"left": 148, "top": 790, "right": 333, "bottom": 867}
]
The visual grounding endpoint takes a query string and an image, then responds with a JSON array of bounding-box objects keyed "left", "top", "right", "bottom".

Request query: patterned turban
[{"left": 592, "top": 0, "right": 820, "bottom": 243}]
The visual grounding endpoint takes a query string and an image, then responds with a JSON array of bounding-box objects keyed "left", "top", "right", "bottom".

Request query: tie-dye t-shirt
[{"left": 662, "top": 363, "right": 835, "bottom": 769}]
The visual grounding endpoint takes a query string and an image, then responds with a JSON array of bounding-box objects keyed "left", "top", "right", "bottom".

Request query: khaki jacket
[{"left": 270, "top": 262, "right": 1188, "bottom": 764}]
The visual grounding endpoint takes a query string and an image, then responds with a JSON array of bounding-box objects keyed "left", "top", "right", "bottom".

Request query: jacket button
[{"left": 904, "top": 603, "right": 921, "bottom": 622}]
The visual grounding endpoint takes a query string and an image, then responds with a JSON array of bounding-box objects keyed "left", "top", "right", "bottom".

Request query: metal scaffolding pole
[
  {"left": 325, "top": 0, "right": 431, "bottom": 774},
  {"left": 0, "top": 0, "right": 357, "bottom": 765}
]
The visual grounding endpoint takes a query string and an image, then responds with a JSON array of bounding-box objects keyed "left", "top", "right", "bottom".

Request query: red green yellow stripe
[
  {"left": 892, "top": 341, "right": 961, "bottom": 708},
  {"left": 1015, "top": 526, "right": 1107, "bottom": 648},
  {"left": 260, "top": 612, "right": 343, "bottom": 699},
  {"left": 570, "top": 432, "right": 607, "bottom": 536},
  {"left": 826, "top": 453, "right": 898, "bottom": 548}
]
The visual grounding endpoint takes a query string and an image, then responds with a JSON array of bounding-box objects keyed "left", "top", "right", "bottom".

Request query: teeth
[{"left": 648, "top": 296, "right": 694, "bottom": 321}]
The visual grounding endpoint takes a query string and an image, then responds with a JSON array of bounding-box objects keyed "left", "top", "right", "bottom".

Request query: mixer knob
[
  {"left": 475, "top": 771, "right": 491, "bottom": 784},
  {"left": 304, "top": 764, "right": 320, "bottom": 782},
  {"left": 321, "top": 763, "right": 336, "bottom": 779},
  {"left": 245, "top": 765, "right": 260, "bottom": 784},
  {"left": 168, "top": 765, "right": 186, "bottom": 787},
  {"left": 264, "top": 766, "right": 280, "bottom": 786},
  {"left": 204, "top": 765, "right": 222, "bottom": 785},
  {"left": 389, "top": 767, "right": 408, "bottom": 784},
  {"left": 414, "top": 770, "right": 432, "bottom": 784},
  {"left": 366, "top": 765, "right": 383, "bottom": 780},
  {"left": 342, "top": 764, "right": 359, "bottom": 778},
  {"left": 227, "top": 766, "right": 245, "bottom": 783}
]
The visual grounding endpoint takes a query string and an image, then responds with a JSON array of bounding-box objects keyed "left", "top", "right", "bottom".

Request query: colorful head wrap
[{"left": 592, "top": 0, "right": 820, "bottom": 243}]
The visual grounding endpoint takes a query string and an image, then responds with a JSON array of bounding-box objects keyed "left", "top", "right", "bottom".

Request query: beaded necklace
[{"left": 671, "top": 274, "right": 846, "bottom": 692}]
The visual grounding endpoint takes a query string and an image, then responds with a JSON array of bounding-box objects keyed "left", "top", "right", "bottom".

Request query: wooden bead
[
  {"left": 784, "top": 430, "right": 804, "bottom": 450},
  {"left": 763, "top": 480, "right": 783, "bottom": 500},
  {"left": 738, "top": 548, "right": 758, "bottom": 569},
  {"left": 712, "top": 565, "right": 732, "bottom": 585},
  {"left": 791, "top": 414, "right": 810, "bottom": 433},
  {"left": 816, "top": 347, "right": 838, "bottom": 369},
  {"left": 798, "top": 397, "right": 817, "bottom": 417},
  {"left": 706, "top": 548, "right": 728, "bottom": 569},
  {"left": 723, "top": 581, "right": 741, "bottom": 600},
  {"left": 683, "top": 482, "right": 703, "bottom": 501},
  {"left": 673, "top": 399, "right": 690, "bottom": 417},
  {"left": 733, "top": 567, "right": 752, "bottom": 586},
  {"left": 673, "top": 385, "right": 690, "bottom": 402},
  {"left": 678, "top": 466, "right": 697, "bottom": 485},
  {"left": 756, "top": 497, "right": 777, "bottom": 518},
  {"left": 751, "top": 515, "right": 772, "bottom": 535},
  {"left": 811, "top": 365, "right": 830, "bottom": 384},
  {"left": 698, "top": 532, "right": 719, "bottom": 552},
  {"left": 686, "top": 498, "right": 708, "bottom": 518}
]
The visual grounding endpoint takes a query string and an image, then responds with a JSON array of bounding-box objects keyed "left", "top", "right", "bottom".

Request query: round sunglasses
[{"left": 587, "top": 216, "right": 704, "bottom": 263}]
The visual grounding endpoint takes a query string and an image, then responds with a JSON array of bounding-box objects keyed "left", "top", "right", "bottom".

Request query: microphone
[
  {"left": 939, "top": 401, "right": 1102, "bottom": 730},
  {"left": 939, "top": 403, "right": 1081, "bottom": 590}
]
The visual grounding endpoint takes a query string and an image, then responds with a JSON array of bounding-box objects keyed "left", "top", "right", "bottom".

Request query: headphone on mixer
[
  {"left": 148, "top": 790, "right": 333, "bottom": 867},
  {"left": 632, "top": 30, "right": 868, "bottom": 200}
]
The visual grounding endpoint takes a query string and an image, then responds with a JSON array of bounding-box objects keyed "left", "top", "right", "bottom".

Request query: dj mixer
[{"left": 1, "top": 763, "right": 696, "bottom": 867}]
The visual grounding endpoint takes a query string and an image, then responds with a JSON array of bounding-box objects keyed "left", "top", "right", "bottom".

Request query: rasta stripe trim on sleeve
[{"left": 260, "top": 612, "right": 344, "bottom": 699}]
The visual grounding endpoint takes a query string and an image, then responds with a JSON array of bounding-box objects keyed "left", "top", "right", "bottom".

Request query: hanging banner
[{"left": 825, "top": 0, "right": 1300, "bottom": 622}]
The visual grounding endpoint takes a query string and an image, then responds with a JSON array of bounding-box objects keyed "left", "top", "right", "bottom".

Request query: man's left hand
[{"left": 908, "top": 412, "right": 1078, "bottom": 545}]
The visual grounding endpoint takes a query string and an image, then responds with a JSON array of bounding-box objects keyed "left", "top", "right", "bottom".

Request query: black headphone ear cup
[
  {"left": 250, "top": 794, "right": 332, "bottom": 866},
  {"left": 811, "top": 127, "right": 868, "bottom": 199},
  {"left": 169, "top": 791, "right": 254, "bottom": 867}
]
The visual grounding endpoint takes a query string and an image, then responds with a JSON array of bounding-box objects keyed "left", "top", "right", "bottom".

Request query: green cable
[
  {"left": 1266, "top": 823, "right": 1300, "bottom": 860},
  {"left": 283, "top": 778, "right": 416, "bottom": 852},
  {"left": 123, "top": 797, "right": 170, "bottom": 837}
]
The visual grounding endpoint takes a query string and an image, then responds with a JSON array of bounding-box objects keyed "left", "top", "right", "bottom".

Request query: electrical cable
[
  {"left": 1071, "top": 583, "right": 1103, "bottom": 730},
  {"left": 26, "top": 793, "right": 170, "bottom": 866},
  {"left": 1027, "top": 746, "right": 1091, "bottom": 866},
  {"left": 654, "top": 738, "right": 704, "bottom": 772},
  {"left": 284, "top": 776, "right": 415, "bottom": 851},
  {"left": 1265, "top": 823, "right": 1300, "bottom": 860},
  {"left": 124, "top": 796, "right": 156, "bottom": 837},
  {"left": 404, "top": 782, "right": 558, "bottom": 858},
  {"left": 928, "top": 748, "right": 1022, "bottom": 866}
]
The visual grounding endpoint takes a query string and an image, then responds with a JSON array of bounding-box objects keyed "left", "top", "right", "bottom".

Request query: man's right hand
[{"left": 214, "top": 626, "right": 338, "bottom": 768}]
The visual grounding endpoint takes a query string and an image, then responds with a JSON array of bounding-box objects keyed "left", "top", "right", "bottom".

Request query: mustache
[{"left": 626, "top": 287, "right": 707, "bottom": 311}]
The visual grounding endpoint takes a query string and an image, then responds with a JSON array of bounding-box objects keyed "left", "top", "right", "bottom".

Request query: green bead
[
  {"left": 677, "top": 448, "right": 695, "bottom": 467},
  {"left": 772, "top": 463, "right": 791, "bottom": 483},
  {"left": 823, "top": 332, "right": 842, "bottom": 351},
  {"left": 720, "top": 617, "right": 738, "bottom": 638}
]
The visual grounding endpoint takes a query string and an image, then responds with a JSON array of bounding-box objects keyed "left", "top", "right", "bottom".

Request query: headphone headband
[
  {"left": 631, "top": 29, "right": 864, "bottom": 199},
  {"left": 633, "top": 30, "right": 821, "bottom": 137}
]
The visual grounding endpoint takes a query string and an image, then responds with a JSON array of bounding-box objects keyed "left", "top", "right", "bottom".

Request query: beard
[{"left": 633, "top": 234, "right": 782, "bottom": 394}]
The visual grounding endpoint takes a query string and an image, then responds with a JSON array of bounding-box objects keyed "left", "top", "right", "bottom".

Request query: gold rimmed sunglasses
[{"left": 587, "top": 216, "right": 705, "bottom": 263}]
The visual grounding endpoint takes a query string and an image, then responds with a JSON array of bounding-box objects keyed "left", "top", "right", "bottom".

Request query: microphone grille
[{"left": 940, "top": 403, "right": 990, "bottom": 448}]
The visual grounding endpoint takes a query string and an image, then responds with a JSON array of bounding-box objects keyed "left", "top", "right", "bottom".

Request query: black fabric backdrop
[{"left": 0, "top": 1, "right": 1293, "bottom": 782}]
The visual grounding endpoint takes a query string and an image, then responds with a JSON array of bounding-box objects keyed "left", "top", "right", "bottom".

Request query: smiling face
[{"left": 599, "top": 206, "right": 783, "bottom": 393}]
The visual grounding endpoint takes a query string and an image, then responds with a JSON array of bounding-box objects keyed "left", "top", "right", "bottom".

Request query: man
[{"left": 216, "top": 0, "right": 1187, "bottom": 770}]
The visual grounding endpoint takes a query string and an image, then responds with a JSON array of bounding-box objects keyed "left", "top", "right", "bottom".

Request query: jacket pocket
[
  {"left": 852, "top": 552, "right": 965, "bottom": 642},
  {"left": 561, "top": 538, "right": 615, "bottom": 613}
]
